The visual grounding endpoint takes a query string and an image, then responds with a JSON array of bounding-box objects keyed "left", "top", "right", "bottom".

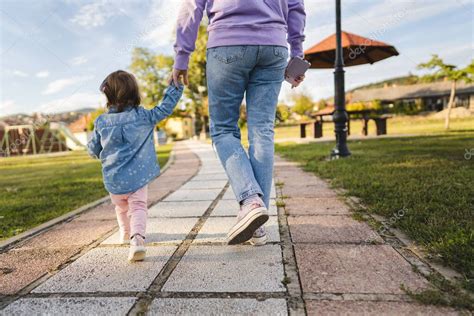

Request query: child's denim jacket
[{"left": 87, "top": 84, "right": 183, "bottom": 194}]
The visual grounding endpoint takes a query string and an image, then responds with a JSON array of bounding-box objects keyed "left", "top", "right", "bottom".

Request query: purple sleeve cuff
[
  {"left": 174, "top": 52, "right": 191, "bottom": 70},
  {"left": 290, "top": 40, "right": 304, "bottom": 58}
]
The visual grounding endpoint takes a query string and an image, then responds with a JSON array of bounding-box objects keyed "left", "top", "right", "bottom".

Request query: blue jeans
[{"left": 206, "top": 45, "right": 288, "bottom": 208}]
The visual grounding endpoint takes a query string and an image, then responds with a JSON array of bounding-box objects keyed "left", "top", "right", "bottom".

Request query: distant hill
[
  {"left": 0, "top": 107, "right": 97, "bottom": 125},
  {"left": 349, "top": 75, "right": 420, "bottom": 92},
  {"left": 349, "top": 74, "right": 449, "bottom": 92}
]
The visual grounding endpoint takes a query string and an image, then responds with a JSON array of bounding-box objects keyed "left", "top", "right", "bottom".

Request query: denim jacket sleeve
[
  {"left": 142, "top": 84, "right": 184, "bottom": 124},
  {"left": 87, "top": 124, "right": 102, "bottom": 159}
]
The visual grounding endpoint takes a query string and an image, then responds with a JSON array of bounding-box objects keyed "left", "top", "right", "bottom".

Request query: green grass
[
  {"left": 275, "top": 132, "right": 474, "bottom": 283},
  {"left": 252, "top": 115, "right": 474, "bottom": 140},
  {"left": 0, "top": 144, "right": 173, "bottom": 240}
]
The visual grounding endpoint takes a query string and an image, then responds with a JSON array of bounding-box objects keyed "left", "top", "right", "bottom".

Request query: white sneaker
[
  {"left": 128, "top": 234, "right": 146, "bottom": 262},
  {"left": 120, "top": 231, "right": 130, "bottom": 245},
  {"left": 250, "top": 226, "right": 268, "bottom": 246},
  {"left": 227, "top": 198, "right": 269, "bottom": 245}
]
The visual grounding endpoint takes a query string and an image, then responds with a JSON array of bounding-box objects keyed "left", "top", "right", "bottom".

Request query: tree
[
  {"left": 129, "top": 47, "right": 174, "bottom": 109},
  {"left": 87, "top": 107, "right": 106, "bottom": 131},
  {"left": 418, "top": 55, "right": 473, "bottom": 129},
  {"left": 186, "top": 25, "right": 209, "bottom": 136},
  {"left": 292, "top": 91, "right": 314, "bottom": 118},
  {"left": 276, "top": 103, "right": 291, "bottom": 123},
  {"left": 316, "top": 99, "right": 328, "bottom": 111}
]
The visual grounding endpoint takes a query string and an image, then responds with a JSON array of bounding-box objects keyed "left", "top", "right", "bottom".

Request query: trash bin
[
  {"left": 313, "top": 121, "right": 323, "bottom": 138},
  {"left": 374, "top": 118, "right": 387, "bottom": 135},
  {"left": 300, "top": 123, "right": 308, "bottom": 138}
]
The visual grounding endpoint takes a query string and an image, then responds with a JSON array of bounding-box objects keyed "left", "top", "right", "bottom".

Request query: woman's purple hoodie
[{"left": 173, "top": 0, "right": 306, "bottom": 70}]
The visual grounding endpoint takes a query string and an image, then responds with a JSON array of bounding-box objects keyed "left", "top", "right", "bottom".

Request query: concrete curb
[{"left": 0, "top": 146, "right": 176, "bottom": 253}]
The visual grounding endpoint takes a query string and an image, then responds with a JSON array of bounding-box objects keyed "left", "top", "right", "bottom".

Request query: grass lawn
[
  {"left": 0, "top": 143, "right": 173, "bottom": 240},
  {"left": 275, "top": 132, "right": 474, "bottom": 282},
  {"left": 250, "top": 115, "right": 474, "bottom": 140}
]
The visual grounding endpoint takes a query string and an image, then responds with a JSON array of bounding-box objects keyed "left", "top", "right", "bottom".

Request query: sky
[{"left": 0, "top": 0, "right": 473, "bottom": 116}]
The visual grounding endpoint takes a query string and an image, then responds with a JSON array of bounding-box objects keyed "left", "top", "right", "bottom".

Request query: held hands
[{"left": 168, "top": 69, "right": 189, "bottom": 87}]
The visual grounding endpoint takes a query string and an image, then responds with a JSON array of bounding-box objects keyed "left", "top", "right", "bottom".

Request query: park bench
[{"left": 299, "top": 109, "right": 391, "bottom": 138}]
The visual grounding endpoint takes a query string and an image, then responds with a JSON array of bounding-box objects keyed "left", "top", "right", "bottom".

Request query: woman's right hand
[
  {"left": 168, "top": 69, "right": 189, "bottom": 87},
  {"left": 291, "top": 75, "right": 305, "bottom": 89}
]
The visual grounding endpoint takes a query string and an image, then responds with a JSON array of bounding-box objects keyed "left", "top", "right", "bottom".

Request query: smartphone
[{"left": 285, "top": 57, "right": 311, "bottom": 86}]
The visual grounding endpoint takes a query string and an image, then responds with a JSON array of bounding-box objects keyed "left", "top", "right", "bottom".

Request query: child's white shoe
[
  {"left": 128, "top": 234, "right": 146, "bottom": 262},
  {"left": 120, "top": 231, "right": 130, "bottom": 244}
]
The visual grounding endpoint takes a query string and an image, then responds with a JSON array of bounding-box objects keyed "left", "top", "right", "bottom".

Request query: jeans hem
[{"left": 238, "top": 188, "right": 263, "bottom": 203}]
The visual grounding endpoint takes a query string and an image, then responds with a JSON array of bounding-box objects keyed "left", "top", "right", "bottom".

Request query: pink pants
[{"left": 109, "top": 185, "right": 148, "bottom": 238}]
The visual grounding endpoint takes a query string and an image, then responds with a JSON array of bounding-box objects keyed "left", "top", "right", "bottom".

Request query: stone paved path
[{"left": 0, "top": 141, "right": 460, "bottom": 315}]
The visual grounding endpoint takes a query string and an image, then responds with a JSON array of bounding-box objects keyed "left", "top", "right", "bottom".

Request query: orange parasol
[{"left": 304, "top": 31, "right": 399, "bottom": 68}]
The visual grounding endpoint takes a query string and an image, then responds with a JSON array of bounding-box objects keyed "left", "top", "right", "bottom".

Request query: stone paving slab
[
  {"left": 102, "top": 218, "right": 198, "bottom": 245},
  {"left": 163, "top": 245, "right": 286, "bottom": 292},
  {"left": 159, "top": 169, "right": 198, "bottom": 177},
  {"left": 221, "top": 188, "right": 236, "bottom": 200},
  {"left": 180, "top": 179, "right": 228, "bottom": 190},
  {"left": 0, "top": 247, "right": 79, "bottom": 295},
  {"left": 305, "top": 300, "right": 459, "bottom": 316},
  {"left": 148, "top": 298, "right": 288, "bottom": 315},
  {"left": 280, "top": 184, "right": 337, "bottom": 198},
  {"left": 19, "top": 219, "right": 117, "bottom": 249},
  {"left": 211, "top": 199, "right": 278, "bottom": 216},
  {"left": 194, "top": 216, "right": 280, "bottom": 244},
  {"left": 294, "top": 244, "right": 429, "bottom": 294},
  {"left": 221, "top": 187, "right": 277, "bottom": 201},
  {"left": 196, "top": 168, "right": 226, "bottom": 175},
  {"left": 288, "top": 215, "right": 383, "bottom": 244},
  {"left": 1, "top": 297, "right": 136, "bottom": 316},
  {"left": 33, "top": 246, "right": 176, "bottom": 293},
  {"left": 191, "top": 173, "right": 229, "bottom": 181},
  {"left": 148, "top": 200, "right": 212, "bottom": 217},
  {"left": 75, "top": 202, "right": 117, "bottom": 221},
  {"left": 163, "top": 189, "right": 222, "bottom": 202},
  {"left": 284, "top": 197, "right": 350, "bottom": 215},
  {"left": 275, "top": 168, "right": 324, "bottom": 183}
]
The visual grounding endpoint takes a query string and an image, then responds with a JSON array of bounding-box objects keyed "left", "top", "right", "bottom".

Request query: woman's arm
[
  {"left": 287, "top": 0, "right": 306, "bottom": 58},
  {"left": 173, "top": 0, "right": 207, "bottom": 71}
]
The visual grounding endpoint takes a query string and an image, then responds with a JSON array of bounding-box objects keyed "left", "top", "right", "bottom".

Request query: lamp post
[{"left": 331, "top": 0, "right": 351, "bottom": 158}]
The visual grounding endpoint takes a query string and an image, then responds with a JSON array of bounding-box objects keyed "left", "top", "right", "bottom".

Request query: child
[{"left": 87, "top": 70, "right": 183, "bottom": 262}]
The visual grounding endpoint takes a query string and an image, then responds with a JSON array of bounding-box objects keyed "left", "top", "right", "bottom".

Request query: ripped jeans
[{"left": 206, "top": 45, "right": 287, "bottom": 208}]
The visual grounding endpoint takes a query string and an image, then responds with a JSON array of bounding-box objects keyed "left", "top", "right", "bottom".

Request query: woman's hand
[
  {"left": 168, "top": 69, "right": 189, "bottom": 86},
  {"left": 291, "top": 75, "right": 305, "bottom": 89}
]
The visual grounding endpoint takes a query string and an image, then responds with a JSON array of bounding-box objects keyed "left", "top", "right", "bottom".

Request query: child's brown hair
[{"left": 100, "top": 70, "right": 141, "bottom": 112}]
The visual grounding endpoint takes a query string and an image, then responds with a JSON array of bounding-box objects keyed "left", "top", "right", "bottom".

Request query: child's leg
[
  {"left": 127, "top": 185, "right": 148, "bottom": 238},
  {"left": 110, "top": 193, "right": 131, "bottom": 237}
]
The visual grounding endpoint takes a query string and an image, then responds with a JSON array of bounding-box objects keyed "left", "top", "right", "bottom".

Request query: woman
[{"left": 170, "top": 0, "right": 306, "bottom": 245}]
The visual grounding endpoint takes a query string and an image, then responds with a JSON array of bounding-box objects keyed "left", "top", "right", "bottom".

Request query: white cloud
[
  {"left": 71, "top": 0, "right": 118, "bottom": 29},
  {"left": 36, "top": 71, "right": 50, "bottom": 78},
  {"left": 142, "top": 0, "right": 183, "bottom": 47},
  {"left": 70, "top": 56, "right": 88, "bottom": 65},
  {"left": 303, "top": 0, "right": 465, "bottom": 51},
  {"left": 42, "top": 76, "right": 92, "bottom": 95},
  {"left": 0, "top": 99, "right": 17, "bottom": 114},
  {"left": 12, "top": 70, "right": 28, "bottom": 77},
  {"left": 40, "top": 92, "right": 106, "bottom": 113}
]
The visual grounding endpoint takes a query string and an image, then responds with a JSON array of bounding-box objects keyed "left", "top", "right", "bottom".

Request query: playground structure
[{"left": 0, "top": 122, "right": 85, "bottom": 157}]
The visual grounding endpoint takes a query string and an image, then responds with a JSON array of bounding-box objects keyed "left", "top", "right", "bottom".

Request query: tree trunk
[{"left": 445, "top": 80, "right": 456, "bottom": 130}]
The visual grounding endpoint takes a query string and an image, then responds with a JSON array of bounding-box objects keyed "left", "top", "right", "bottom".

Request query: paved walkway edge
[
  {"left": 343, "top": 195, "right": 465, "bottom": 285},
  {"left": 276, "top": 184, "right": 307, "bottom": 316},
  {"left": 0, "top": 145, "right": 176, "bottom": 252}
]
